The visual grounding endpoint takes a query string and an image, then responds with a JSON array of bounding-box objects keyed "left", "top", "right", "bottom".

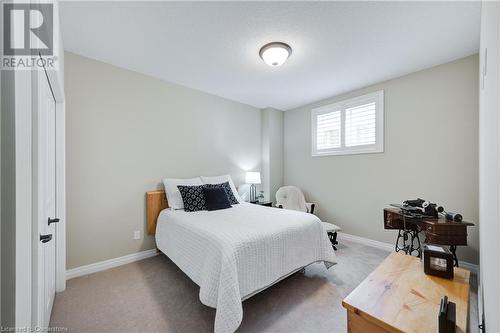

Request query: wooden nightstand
[{"left": 251, "top": 201, "right": 273, "bottom": 207}]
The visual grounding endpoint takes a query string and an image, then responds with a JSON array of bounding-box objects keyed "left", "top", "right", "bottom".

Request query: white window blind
[
  {"left": 345, "top": 102, "right": 376, "bottom": 147},
  {"left": 311, "top": 90, "right": 384, "bottom": 156},
  {"left": 316, "top": 110, "right": 341, "bottom": 150}
]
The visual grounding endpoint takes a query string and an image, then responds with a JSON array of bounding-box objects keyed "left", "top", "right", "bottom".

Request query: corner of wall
[{"left": 261, "top": 107, "right": 284, "bottom": 203}]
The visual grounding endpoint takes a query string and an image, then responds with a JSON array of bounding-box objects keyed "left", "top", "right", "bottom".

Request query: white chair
[
  {"left": 275, "top": 186, "right": 316, "bottom": 213},
  {"left": 275, "top": 186, "right": 341, "bottom": 250}
]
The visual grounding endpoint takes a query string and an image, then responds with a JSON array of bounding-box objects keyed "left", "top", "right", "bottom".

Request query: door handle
[
  {"left": 48, "top": 217, "right": 60, "bottom": 225},
  {"left": 40, "top": 234, "right": 53, "bottom": 243}
]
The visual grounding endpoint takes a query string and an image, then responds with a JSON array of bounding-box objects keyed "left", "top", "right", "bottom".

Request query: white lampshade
[{"left": 245, "top": 171, "right": 261, "bottom": 184}]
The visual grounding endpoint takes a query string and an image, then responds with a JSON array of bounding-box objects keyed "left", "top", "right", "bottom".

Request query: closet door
[
  {"left": 479, "top": 2, "right": 500, "bottom": 332},
  {"left": 34, "top": 69, "right": 57, "bottom": 328}
]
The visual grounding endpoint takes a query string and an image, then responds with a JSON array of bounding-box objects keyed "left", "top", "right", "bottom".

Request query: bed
[{"left": 146, "top": 190, "right": 337, "bottom": 333}]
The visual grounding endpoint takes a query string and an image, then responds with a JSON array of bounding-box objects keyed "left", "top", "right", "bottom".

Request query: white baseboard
[
  {"left": 338, "top": 232, "right": 479, "bottom": 275},
  {"left": 66, "top": 249, "right": 159, "bottom": 280},
  {"left": 337, "top": 232, "right": 394, "bottom": 252},
  {"left": 458, "top": 261, "right": 480, "bottom": 275},
  {"left": 65, "top": 233, "right": 479, "bottom": 279}
]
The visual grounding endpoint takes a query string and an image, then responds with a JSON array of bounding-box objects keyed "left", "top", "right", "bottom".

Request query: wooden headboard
[{"left": 146, "top": 190, "right": 169, "bottom": 235}]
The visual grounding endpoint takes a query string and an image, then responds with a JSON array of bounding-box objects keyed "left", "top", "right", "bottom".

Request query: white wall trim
[
  {"left": 66, "top": 249, "right": 159, "bottom": 280},
  {"left": 338, "top": 232, "right": 479, "bottom": 275},
  {"left": 66, "top": 234, "right": 479, "bottom": 279},
  {"left": 458, "top": 260, "right": 480, "bottom": 276},
  {"left": 338, "top": 232, "right": 394, "bottom": 252}
]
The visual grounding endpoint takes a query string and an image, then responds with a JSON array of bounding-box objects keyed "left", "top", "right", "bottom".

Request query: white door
[
  {"left": 479, "top": 2, "right": 500, "bottom": 331},
  {"left": 34, "top": 69, "right": 57, "bottom": 327}
]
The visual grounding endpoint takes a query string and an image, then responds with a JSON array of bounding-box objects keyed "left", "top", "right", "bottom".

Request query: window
[{"left": 311, "top": 90, "right": 384, "bottom": 156}]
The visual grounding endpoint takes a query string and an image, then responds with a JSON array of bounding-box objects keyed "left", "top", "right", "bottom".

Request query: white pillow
[
  {"left": 163, "top": 177, "right": 203, "bottom": 210},
  {"left": 201, "top": 174, "right": 242, "bottom": 203}
]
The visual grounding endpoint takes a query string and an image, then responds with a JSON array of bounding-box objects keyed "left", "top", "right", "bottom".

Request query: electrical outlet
[{"left": 133, "top": 230, "right": 141, "bottom": 240}]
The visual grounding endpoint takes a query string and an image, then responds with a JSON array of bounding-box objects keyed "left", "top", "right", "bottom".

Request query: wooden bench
[{"left": 342, "top": 252, "right": 470, "bottom": 333}]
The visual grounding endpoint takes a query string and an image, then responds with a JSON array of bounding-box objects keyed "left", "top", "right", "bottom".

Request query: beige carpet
[{"left": 50, "top": 240, "right": 478, "bottom": 333}]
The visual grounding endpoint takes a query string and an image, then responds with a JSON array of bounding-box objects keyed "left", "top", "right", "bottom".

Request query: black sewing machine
[{"left": 390, "top": 198, "right": 443, "bottom": 218}]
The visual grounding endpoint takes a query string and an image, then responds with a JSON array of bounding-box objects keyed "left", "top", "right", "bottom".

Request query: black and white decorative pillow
[
  {"left": 205, "top": 182, "right": 239, "bottom": 205},
  {"left": 177, "top": 185, "right": 206, "bottom": 212}
]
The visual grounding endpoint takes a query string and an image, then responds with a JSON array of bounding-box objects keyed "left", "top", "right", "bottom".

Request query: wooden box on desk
[{"left": 342, "top": 252, "right": 470, "bottom": 333}]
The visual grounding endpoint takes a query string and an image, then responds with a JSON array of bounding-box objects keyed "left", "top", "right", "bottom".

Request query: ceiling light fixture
[{"left": 259, "top": 42, "right": 292, "bottom": 67}]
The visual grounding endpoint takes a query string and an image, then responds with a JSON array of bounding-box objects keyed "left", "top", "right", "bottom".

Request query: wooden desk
[
  {"left": 342, "top": 252, "right": 470, "bottom": 333},
  {"left": 384, "top": 208, "right": 474, "bottom": 265}
]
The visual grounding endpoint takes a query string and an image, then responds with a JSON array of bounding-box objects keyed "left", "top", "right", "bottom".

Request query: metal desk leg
[
  {"left": 449, "top": 245, "right": 459, "bottom": 267},
  {"left": 395, "top": 229, "right": 421, "bottom": 258},
  {"left": 410, "top": 230, "right": 422, "bottom": 258}
]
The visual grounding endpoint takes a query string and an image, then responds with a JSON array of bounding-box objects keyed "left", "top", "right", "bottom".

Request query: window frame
[{"left": 311, "top": 90, "right": 384, "bottom": 157}]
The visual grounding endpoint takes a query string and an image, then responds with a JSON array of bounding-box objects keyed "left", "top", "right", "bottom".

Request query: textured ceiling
[{"left": 60, "top": 1, "right": 480, "bottom": 110}]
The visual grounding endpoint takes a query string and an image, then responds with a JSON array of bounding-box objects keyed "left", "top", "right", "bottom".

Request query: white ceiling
[{"left": 60, "top": 1, "right": 480, "bottom": 111}]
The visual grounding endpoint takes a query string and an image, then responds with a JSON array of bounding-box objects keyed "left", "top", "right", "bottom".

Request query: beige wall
[
  {"left": 65, "top": 52, "right": 262, "bottom": 269},
  {"left": 284, "top": 55, "right": 479, "bottom": 264}
]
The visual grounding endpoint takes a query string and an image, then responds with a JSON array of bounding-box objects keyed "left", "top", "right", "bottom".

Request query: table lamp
[{"left": 246, "top": 172, "right": 261, "bottom": 203}]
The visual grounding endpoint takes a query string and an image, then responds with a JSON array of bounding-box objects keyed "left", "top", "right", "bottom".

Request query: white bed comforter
[{"left": 155, "top": 203, "right": 337, "bottom": 333}]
